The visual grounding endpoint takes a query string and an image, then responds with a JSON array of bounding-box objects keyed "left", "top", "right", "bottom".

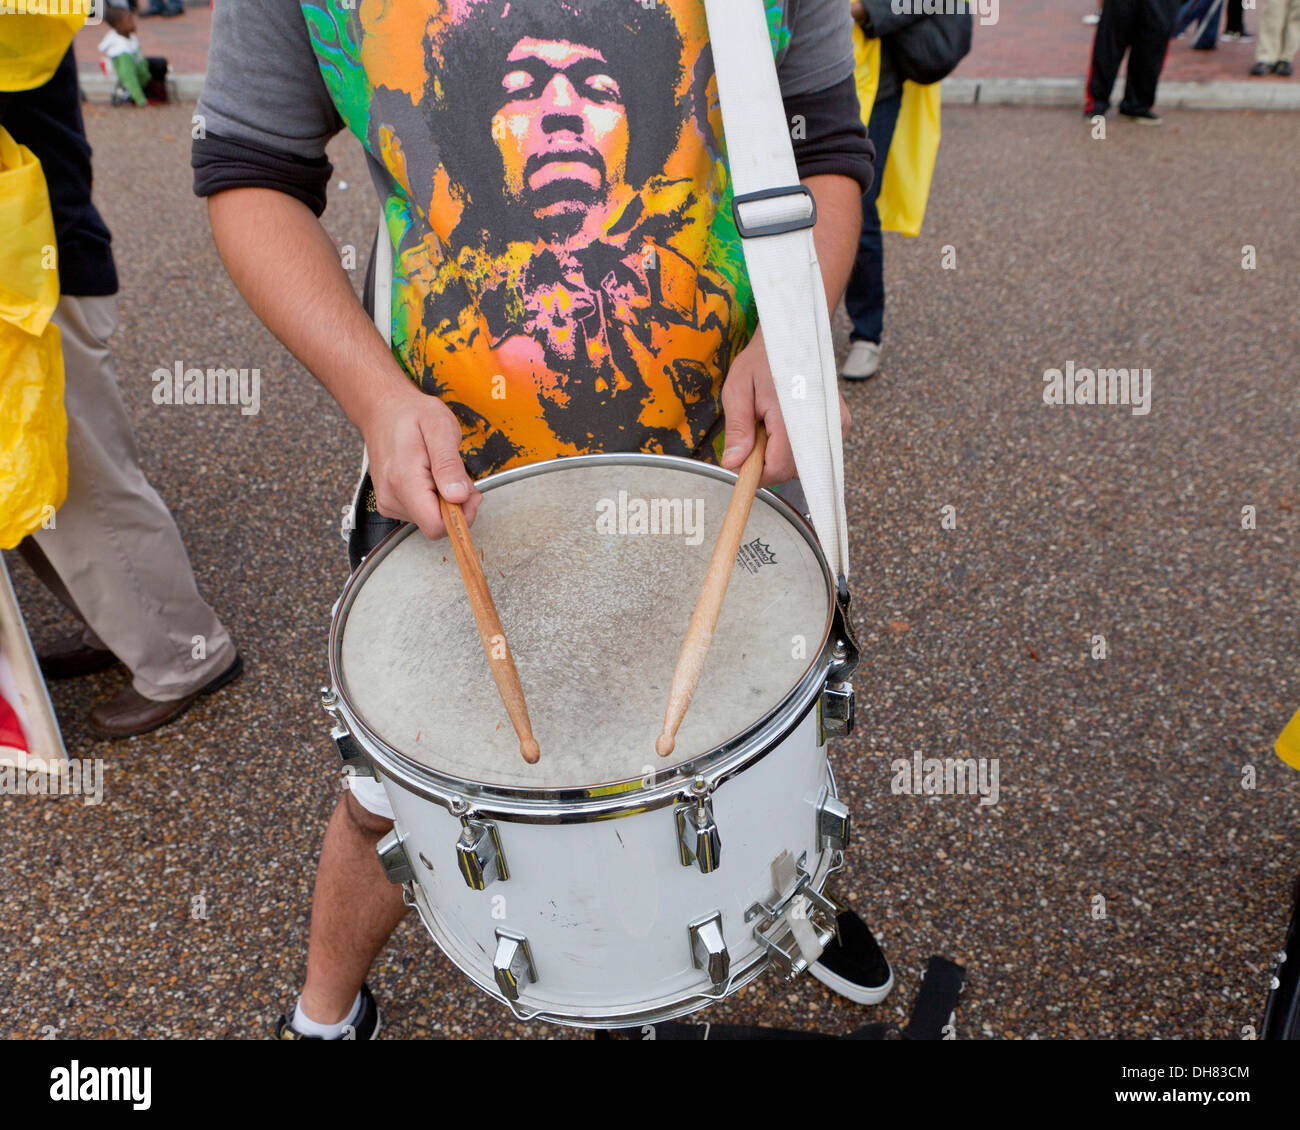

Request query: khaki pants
[
  {"left": 25, "top": 295, "right": 236, "bottom": 701},
  {"left": 1257, "top": 0, "right": 1300, "bottom": 63}
]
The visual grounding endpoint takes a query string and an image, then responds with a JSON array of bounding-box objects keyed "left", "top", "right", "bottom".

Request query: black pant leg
[
  {"left": 1088, "top": 0, "right": 1137, "bottom": 112},
  {"left": 1225, "top": 0, "right": 1244, "bottom": 34},
  {"left": 1121, "top": 0, "right": 1180, "bottom": 114}
]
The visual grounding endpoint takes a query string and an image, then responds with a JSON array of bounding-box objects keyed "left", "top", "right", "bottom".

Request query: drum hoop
[{"left": 326, "top": 452, "right": 837, "bottom": 822}]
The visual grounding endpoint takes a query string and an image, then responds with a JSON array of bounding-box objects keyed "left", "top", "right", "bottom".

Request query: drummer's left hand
[{"left": 720, "top": 325, "right": 852, "bottom": 487}]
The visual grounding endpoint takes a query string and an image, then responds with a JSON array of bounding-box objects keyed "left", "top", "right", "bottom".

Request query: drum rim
[{"left": 326, "top": 451, "right": 837, "bottom": 821}]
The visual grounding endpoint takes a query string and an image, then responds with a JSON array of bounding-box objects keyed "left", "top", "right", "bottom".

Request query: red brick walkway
[
  {"left": 73, "top": 0, "right": 1288, "bottom": 85},
  {"left": 958, "top": 0, "right": 1276, "bottom": 81}
]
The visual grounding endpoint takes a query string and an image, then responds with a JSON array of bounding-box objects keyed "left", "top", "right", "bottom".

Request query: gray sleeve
[
  {"left": 777, "top": 0, "right": 857, "bottom": 98},
  {"left": 195, "top": 0, "right": 343, "bottom": 160}
]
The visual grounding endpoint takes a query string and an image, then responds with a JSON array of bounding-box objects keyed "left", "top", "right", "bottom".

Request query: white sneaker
[{"left": 840, "top": 339, "right": 880, "bottom": 382}]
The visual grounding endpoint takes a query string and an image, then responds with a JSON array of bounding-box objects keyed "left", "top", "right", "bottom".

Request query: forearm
[
  {"left": 205, "top": 187, "right": 414, "bottom": 432},
  {"left": 802, "top": 172, "right": 863, "bottom": 316}
]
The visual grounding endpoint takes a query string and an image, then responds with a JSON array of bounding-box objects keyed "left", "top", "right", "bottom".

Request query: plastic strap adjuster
[{"left": 731, "top": 185, "right": 817, "bottom": 239}]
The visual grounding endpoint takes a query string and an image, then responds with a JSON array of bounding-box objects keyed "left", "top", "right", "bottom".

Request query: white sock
[{"left": 291, "top": 991, "right": 363, "bottom": 1039}]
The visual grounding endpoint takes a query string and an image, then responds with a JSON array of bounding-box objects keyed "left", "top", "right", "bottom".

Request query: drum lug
[
  {"left": 688, "top": 912, "right": 731, "bottom": 991},
  {"left": 376, "top": 829, "right": 415, "bottom": 885},
  {"left": 816, "top": 785, "right": 852, "bottom": 851},
  {"left": 456, "top": 816, "right": 510, "bottom": 890},
  {"left": 675, "top": 778, "right": 721, "bottom": 873},
  {"left": 493, "top": 929, "right": 537, "bottom": 1001},
  {"left": 332, "top": 725, "right": 379, "bottom": 779},
  {"left": 817, "top": 681, "right": 854, "bottom": 745},
  {"left": 321, "top": 687, "right": 378, "bottom": 779}
]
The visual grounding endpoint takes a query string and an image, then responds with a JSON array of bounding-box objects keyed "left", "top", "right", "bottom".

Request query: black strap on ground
[
  {"left": 901, "top": 955, "right": 965, "bottom": 1040},
  {"left": 597, "top": 954, "right": 965, "bottom": 1040}
]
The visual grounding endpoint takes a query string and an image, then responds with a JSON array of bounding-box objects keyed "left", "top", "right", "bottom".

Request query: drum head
[{"left": 337, "top": 459, "right": 830, "bottom": 789}]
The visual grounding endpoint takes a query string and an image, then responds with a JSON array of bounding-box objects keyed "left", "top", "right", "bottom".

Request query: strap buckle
[{"left": 731, "top": 185, "right": 817, "bottom": 239}]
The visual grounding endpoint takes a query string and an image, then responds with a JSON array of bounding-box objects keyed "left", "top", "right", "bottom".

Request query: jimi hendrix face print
[{"left": 302, "top": 0, "right": 794, "bottom": 476}]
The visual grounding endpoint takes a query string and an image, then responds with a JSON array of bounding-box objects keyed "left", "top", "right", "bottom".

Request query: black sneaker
[
  {"left": 1249, "top": 61, "right": 1274, "bottom": 76},
  {"left": 1120, "top": 108, "right": 1162, "bottom": 125},
  {"left": 274, "top": 984, "right": 382, "bottom": 1040},
  {"left": 809, "top": 899, "right": 894, "bottom": 1005},
  {"left": 1277, "top": 61, "right": 1293, "bottom": 77}
]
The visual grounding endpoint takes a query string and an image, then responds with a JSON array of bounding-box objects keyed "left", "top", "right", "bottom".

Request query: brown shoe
[
  {"left": 38, "top": 633, "right": 121, "bottom": 680},
  {"left": 88, "top": 654, "right": 244, "bottom": 739}
]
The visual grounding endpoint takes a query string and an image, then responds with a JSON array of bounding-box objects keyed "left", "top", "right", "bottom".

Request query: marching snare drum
[{"left": 323, "top": 453, "right": 858, "bottom": 1028}]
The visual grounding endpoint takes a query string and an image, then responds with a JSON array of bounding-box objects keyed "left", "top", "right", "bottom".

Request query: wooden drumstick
[
  {"left": 438, "top": 496, "right": 541, "bottom": 764},
  {"left": 656, "top": 425, "right": 768, "bottom": 758}
]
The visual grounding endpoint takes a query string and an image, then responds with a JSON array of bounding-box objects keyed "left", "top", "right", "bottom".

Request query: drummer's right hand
[{"left": 360, "top": 382, "right": 482, "bottom": 540}]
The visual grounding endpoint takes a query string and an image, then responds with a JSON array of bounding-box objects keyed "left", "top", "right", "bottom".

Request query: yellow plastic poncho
[
  {"left": 0, "top": 11, "right": 84, "bottom": 548},
  {"left": 852, "top": 23, "right": 942, "bottom": 238},
  {"left": 1277, "top": 708, "right": 1300, "bottom": 772}
]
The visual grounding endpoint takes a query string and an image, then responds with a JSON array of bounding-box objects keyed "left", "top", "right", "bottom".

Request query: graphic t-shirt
[{"left": 195, "top": 0, "right": 860, "bottom": 477}]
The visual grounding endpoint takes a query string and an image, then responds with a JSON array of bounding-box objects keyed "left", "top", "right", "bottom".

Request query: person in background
[
  {"left": 1173, "top": 0, "right": 1224, "bottom": 50},
  {"left": 99, "top": 4, "right": 159, "bottom": 107},
  {"left": 840, "top": 1, "right": 968, "bottom": 382},
  {"left": 1250, "top": 0, "right": 1300, "bottom": 74},
  {"left": 1084, "top": 0, "right": 1182, "bottom": 124},
  {"left": 1223, "top": 0, "right": 1252, "bottom": 40},
  {"left": 2, "top": 46, "right": 242, "bottom": 739}
]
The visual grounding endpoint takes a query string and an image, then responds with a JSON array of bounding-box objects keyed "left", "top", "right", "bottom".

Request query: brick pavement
[{"left": 961, "top": 0, "right": 1284, "bottom": 82}]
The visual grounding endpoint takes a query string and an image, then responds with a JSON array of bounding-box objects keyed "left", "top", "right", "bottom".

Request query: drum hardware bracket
[
  {"left": 376, "top": 828, "right": 416, "bottom": 886},
  {"left": 456, "top": 815, "right": 510, "bottom": 890},
  {"left": 688, "top": 912, "right": 732, "bottom": 992},
  {"left": 675, "top": 777, "right": 721, "bottom": 873},
  {"left": 745, "top": 853, "right": 838, "bottom": 980},
  {"left": 827, "top": 588, "right": 861, "bottom": 684},
  {"left": 815, "top": 785, "right": 852, "bottom": 852},
  {"left": 321, "top": 687, "right": 379, "bottom": 780},
  {"left": 817, "top": 681, "right": 854, "bottom": 746},
  {"left": 492, "top": 929, "right": 537, "bottom": 1002},
  {"left": 819, "top": 591, "right": 859, "bottom": 746},
  {"left": 332, "top": 725, "right": 380, "bottom": 780}
]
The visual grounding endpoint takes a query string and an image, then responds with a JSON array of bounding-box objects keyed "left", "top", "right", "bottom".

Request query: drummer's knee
[{"left": 343, "top": 790, "right": 394, "bottom": 839}]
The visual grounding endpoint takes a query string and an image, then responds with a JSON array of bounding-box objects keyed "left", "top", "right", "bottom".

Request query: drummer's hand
[
  {"left": 359, "top": 381, "right": 482, "bottom": 540},
  {"left": 720, "top": 326, "right": 852, "bottom": 488}
]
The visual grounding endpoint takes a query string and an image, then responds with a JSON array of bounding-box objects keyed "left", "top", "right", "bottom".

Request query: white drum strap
[{"left": 701, "top": 0, "right": 851, "bottom": 585}]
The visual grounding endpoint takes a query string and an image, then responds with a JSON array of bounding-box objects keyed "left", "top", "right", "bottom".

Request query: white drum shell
[{"left": 379, "top": 708, "right": 833, "bottom": 1027}]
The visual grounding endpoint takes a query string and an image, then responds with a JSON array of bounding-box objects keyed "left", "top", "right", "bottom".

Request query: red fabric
[{"left": 0, "top": 691, "right": 29, "bottom": 753}]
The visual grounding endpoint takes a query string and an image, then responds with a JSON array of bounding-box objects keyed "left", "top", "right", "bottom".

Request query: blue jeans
[
  {"left": 1175, "top": 0, "right": 1223, "bottom": 47},
  {"left": 843, "top": 90, "right": 902, "bottom": 345}
]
